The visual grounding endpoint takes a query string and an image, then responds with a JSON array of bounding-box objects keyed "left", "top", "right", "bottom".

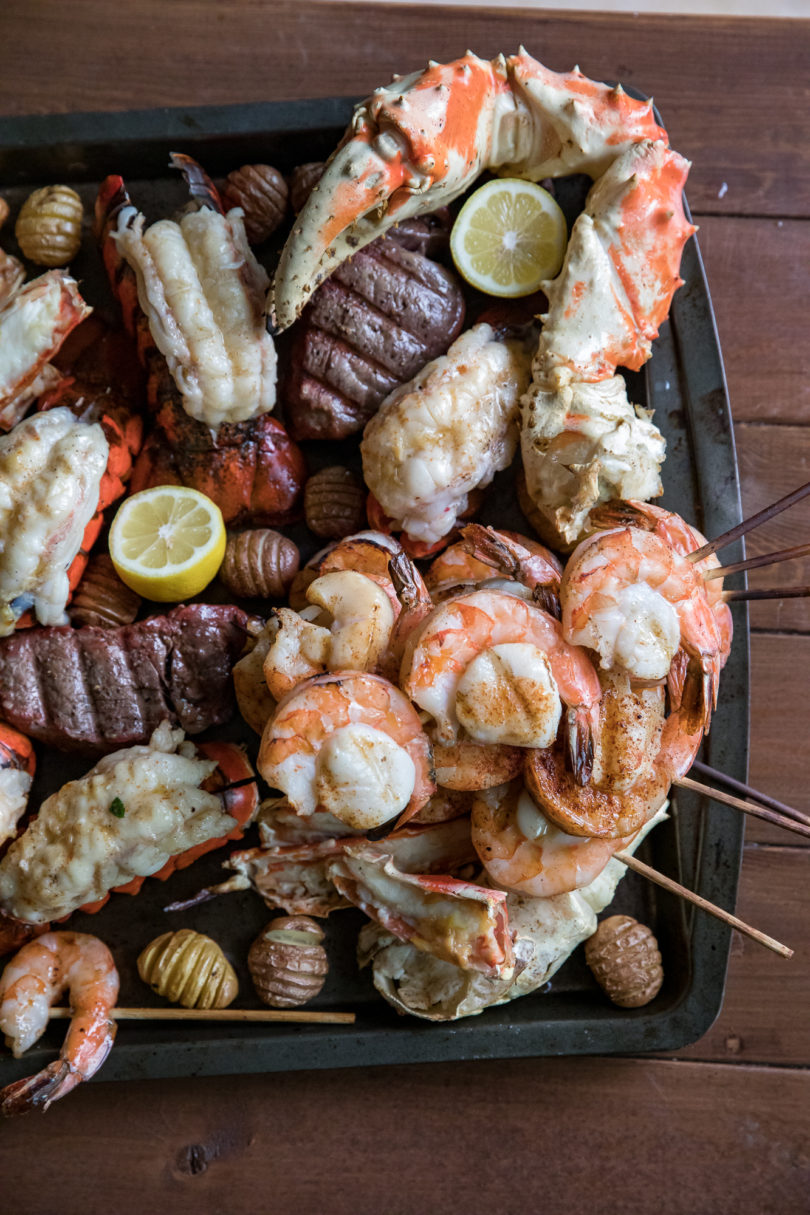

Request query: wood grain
[
  {"left": 699, "top": 218, "right": 810, "bottom": 425},
  {"left": 0, "top": 1054, "right": 808, "bottom": 1215},
  {"left": 748, "top": 634, "right": 810, "bottom": 841},
  {"left": 1, "top": 4, "right": 809, "bottom": 217},
  {"left": 677, "top": 845, "right": 809, "bottom": 1064}
]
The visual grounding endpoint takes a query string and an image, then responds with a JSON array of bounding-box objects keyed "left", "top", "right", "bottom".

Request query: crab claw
[{"left": 271, "top": 53, "right": 506, "bottom": 329}]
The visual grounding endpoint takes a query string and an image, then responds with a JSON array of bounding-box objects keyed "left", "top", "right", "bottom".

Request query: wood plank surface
[
  {"left": 0, "top": 1055, "right": 808, "bottom": 1215},
  {"left": 699, "top": 217, "right": 810, "bottom": 425},
  {"left": 1, "top": 3, "right": 809, "bottom": 218},
  {"left": 748, "top": 634, "right": 810, "bottom": 843},
  {"left": 677, "top": 845, "right": 809, "bottom": 1063}
]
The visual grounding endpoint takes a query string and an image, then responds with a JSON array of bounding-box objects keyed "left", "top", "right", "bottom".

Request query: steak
[
  {"left": 282, "top": 227, "right": 465, "bottom": 441},
  {"left": 0, "top": 604, "right": 250, "bottom": 752}
]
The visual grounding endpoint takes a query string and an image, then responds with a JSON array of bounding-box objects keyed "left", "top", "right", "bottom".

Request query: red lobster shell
[{"left": 95, "top": 167, "right": 306, "bottom": 527}]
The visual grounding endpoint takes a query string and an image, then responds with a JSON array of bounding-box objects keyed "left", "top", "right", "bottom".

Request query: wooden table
[{"left": 0, "top": 4, "right": 808, "bottom": 1211}]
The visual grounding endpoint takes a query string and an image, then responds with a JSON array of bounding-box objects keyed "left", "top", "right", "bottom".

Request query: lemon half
[
  {"left": 110, "top": 486, "right": 226, "bottom": 602},
  {"left": 450, "top": 178, "right": 568, "bottom": 298}
]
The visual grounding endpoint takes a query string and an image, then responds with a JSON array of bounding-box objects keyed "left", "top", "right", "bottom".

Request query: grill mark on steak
[{"left": 0, "top": 605, "right": 251, "bottom": 752}]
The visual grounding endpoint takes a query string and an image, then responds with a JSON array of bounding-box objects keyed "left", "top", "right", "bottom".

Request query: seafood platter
[{"left": 4, "top": 49, "right": 786, "bottom": 1108}]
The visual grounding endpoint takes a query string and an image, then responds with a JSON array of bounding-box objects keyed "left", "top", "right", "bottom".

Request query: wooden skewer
[
  {"left": 675, "top": 774, "right": 810, "bottom": 840},
  {"left": 614, "top": 851, "right": 793, "bottom": 958},
  {"left": 48, "top": 1007, "right": 356, "bottom": 1024},
  {"left": 688, "top": 478, "right": 810, "bottom": 562},
  {"left": 722, "top": 584, "right": 810, "bottom": 602},
  {"left": 704, "top": 540, "right": 810, "bottom": 580},
  {"left": 690, "top": 760, "right": 810, "bottom": 826}
]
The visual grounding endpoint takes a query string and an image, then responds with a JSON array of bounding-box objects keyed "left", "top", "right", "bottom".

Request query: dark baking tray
[{"left": 0, "top": 94, "right": 747, "bottom": 1084}]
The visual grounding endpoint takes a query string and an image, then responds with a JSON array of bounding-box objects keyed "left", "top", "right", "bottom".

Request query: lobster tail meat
[
  {"left": 111, "top": 192, "right": 276, "bottom": 429},
  {"left": 0, "top": 271, "right": 91, "bottom": 431},
  {"left": 0, "top": 722, "right": 239, "bottom": 924},
  {"left": 0, "top": 604, "right": 252, "bottom": 752},
  {"left": 0, "top": 409, "right": 108, "bottom": 636},
  {"left": 0, "top": 724, "right": 35, "bottom": 847}
]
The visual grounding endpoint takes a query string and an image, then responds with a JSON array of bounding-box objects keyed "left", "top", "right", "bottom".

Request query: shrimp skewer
[
  {"left": 471, "top": 781, "right": 639, "bottom": 899},
  {"left": 562, "top": 500, "right": 733, "bottom": 730},
  {"left": 0, "top": 932, "right": 119, "bottom": 1115},
  {"left": 401, "top": 588, "right": 601, "bottom": 782}
]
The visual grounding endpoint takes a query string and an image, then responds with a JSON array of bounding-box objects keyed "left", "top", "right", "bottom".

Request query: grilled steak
[
  {"left": 282, "top": 230, "right": 465, "bottom": 441},
  {"left": 0, "top": 604, "right": 250, "bottom": 752}
]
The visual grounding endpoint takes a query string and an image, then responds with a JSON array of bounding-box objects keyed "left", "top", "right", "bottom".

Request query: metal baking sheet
[{"left": 0, "top": 93, "right": 747, "bottom": 1083}]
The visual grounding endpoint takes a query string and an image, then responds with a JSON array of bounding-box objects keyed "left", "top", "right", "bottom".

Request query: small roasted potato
[
  {"left": 304, "top": 466, "right": 366, "bottom": 539},
  {"left": 585, "top": 915, "right": 663, "bottom": 1008},
  {"left": 221, "top": 164, "right": 288, "bottom": 244},
  {"left": 15, "top": 185, "right": 83, "bottom": 266},
  {"left": 248, "top": 916, "right": 328, "bottom": 1008},
  {"left": 219, "top": 529, "right": 300, "bottom": 600},
  {"left": 138, "top": 929, "right": 238, "bottom": 1009}
]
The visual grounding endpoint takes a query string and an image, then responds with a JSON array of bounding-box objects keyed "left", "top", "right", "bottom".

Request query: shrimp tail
[
  {"left": 678, "top": 647, "right": 716, "bottom": 735},
  {"left": 532, "top": 583, "right": 561, "bottom": 620},
  {"left": 1, "top": 1059, "right": 75, "bottom": 1116},
  {"left": 588, "top": 500, "right": 656, "bottom": 532},
  {"left": 566, "top": 705, "right": 596, "bottom": 785}
]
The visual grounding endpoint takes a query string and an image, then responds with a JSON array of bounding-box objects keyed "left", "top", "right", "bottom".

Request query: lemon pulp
[
  {"left": 450, "top": 178, "right": 568, "bottom": 298},
  {"left": 109, "top": 486, "right": 226, "bottom": 602}
]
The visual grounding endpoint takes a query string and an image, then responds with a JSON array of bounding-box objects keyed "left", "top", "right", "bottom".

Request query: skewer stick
[
  {"left": 722, "top": 584, "right": 810, "bottom": 603},
  {"left": 691, "top": 760, "right": 810, "bottom": 826},
  {"left": 688, "top": 479, "right": 810, "bottom": 562},
  {"left": 614, "top": 851, "right": 793, "bottom": 958},
  {"left": 704, "top": 541, "right": 810, "bottom": 580},
  {"left": 674, "top": 775, "right": 810, "bottom": 840},
  {"left": 48, "top": 1007, "right": 356, "bottom": 1024}
]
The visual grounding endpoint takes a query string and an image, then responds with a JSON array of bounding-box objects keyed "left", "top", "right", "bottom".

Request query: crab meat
[
  {"left": 0, "top": 271, "right": 91, "bottom": 431},
  {"left": 0, "top": 408, "right": 108, "bottom": 635},
  {"left": 113, "top": 205, "right": 276, "bottom": 429},
  {"left": 361, "top": 324, "right": 531, "bottom": 546},
  {"left": 360, "top": 805, "right": 667, "bottom": 1020},
  {"left": 521, "top": 373, "right": 666, "bottom": 548},
  {"left": 0, "top": 723, "right": 235, "bottom": 924}
]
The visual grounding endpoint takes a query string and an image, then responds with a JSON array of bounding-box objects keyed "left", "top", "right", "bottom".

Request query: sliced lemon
[
  {"left": 109, "top": 486, "right": 226, "bottom": 602},
  {"left": 450, "top": 178, "right": 568, "bottom": 298}
]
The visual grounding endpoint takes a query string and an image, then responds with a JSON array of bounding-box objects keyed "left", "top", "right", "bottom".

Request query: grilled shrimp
[
  {"left": 258, "top": 671, "right": 435, "bottom": 830},
  {"left": 401, "top": 588, "right": 601, "bottom": 781},
  {"left": 0, "top": 932, "right": 118, "bottom": 1115},
  {"left": 471, "top": 781, "right": 637, "bottom": 898},
  {"left": 561, "top": 501, "right": 727, "bottom": 730}
]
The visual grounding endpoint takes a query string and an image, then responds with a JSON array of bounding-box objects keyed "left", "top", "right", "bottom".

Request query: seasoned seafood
[
  {"left": 258, "top": 671, "right": 435, "bottom": 829},
  {"left": 0, "top": 932, "right": 118, "bottom": 1114},
  {"left": 271, "top": 52, "right": 692, "bottom": 547},
  {"left": 0, "top": 271, "right": 91, "bottom": 431},
  {"left": 0, "top": 723, "right": 235, "bottom": 923},
  {"left": 112, "top": 190, "right": 276, "bottom": 429},
  {"left": 0, "top": 408, "right": 108, "bottom": 635},
  {"left": 401, "top": 588, "right": 601, "bottom": 780},
  {"left": 560, "top": 502, "right": 728, "bottom": 731},
  {"left": 0, "top": 725, "right": 35, "bottom": 847},
  {"left": 361, "top": 324, "right": 531, "bottom": 546},
  {"left": 359, "top": 807, "right": 666, "bottom": 1021}
]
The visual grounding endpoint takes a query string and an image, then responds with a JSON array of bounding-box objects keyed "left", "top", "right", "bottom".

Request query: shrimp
[
  {"left": 589, "top": 498, "right": 733, "bottom": 669},
  {"left": 401, "top": 589, "right": 601, "bottom": 782},
  {"left": 0, "top": 932, "right": 119, "bottom": 1115},
  {"left": 288, "top": 530, "right": 403, "bottom": 611},
  {"left": 525, "top": 700, "right": 702, "bottom": 838},
  {"left": 560, "top": 512, "right": 725, "bottom": 732},
  {"left": 471, "top": 781, "right": 638, "bottom": 898},
  {"left": 258, "top": 671, "right": 435, "bottom": 830},
  {"left": 460, "top": 524, "right": 563, "bottom": 616}
]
